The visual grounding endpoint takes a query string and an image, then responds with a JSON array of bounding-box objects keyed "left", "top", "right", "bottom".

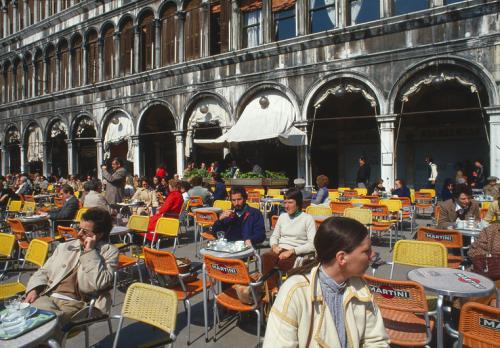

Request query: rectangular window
[
  {"left": 274, "top": 7, "right": 296, "bottom": 41},
  {"left": 393, "top": 0, "right": 428, "bottom": 16},
  {"left": 209, "top": 0, "right": 229, "bottom": 55},
  {"left": 242, "top": 10, "right": 262, "bottom": 48},
  {"left": 445, "top": 0, "right": 464, "bottom": 4},
  {"left": 350, "top": 0, "right": 380, "bottom": 25},
  {"left": 310, "top": 0, "right": 336, "bottom": 33}
]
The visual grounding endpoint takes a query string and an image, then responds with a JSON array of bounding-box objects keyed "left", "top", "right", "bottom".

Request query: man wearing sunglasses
[{"left": 24, "top": 208, "right": 118, "bottom": 337}]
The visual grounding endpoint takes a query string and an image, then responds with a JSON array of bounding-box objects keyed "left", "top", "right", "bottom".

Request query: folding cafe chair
[
  {"left": 416, "top": 227, "right": 465, "bottom": 269},
  {"left": 458, "top": 302, "right": 500, "bottom": 348}
]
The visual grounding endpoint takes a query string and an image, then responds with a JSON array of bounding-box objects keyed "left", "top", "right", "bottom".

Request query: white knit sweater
[{"left": 270, "top": 212, "right": 316, "bottom": 255}]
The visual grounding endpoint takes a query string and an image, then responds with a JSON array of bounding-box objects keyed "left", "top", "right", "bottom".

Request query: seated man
[
  {"left": 187, "top": 175, "right": 212, "bottom": 205},
  {"left": 437, "top": 183, "right": 480, "bottom": 229},
  {"left": 49, "top": 184, "right": 80, "bottom": 225},
  {"left": 24, "top": 208, "right": 118, "bottom": 338},
  {"left": 213, "top": 186, "right": 266, "bottom": 247},
  {"left": 391, "top": 178, "right": 411, "bottom": 198},
  {"left": 82, "top": 179, "right": 110, "bottom": 213}
]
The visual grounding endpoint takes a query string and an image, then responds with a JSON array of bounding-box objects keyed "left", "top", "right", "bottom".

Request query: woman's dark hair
[
  {"left": 289, "top": 217, "right": 368, "bottom": 276},
  {"left": 284, "top": 188, "right": 303, "bottom": 210},
  {"left": 230, "top": 186, "right": 248, "bottom": 200},
  {"left": 140, "top": 177, "right": 149, "bottom": 186},
  {"left": 81, "top": 207, "right": 113, "bottom": 241}
]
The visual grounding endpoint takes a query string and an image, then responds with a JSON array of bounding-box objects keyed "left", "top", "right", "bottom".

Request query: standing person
[
  {"left": 471, "top": 159, "right": 486, "bottom": 189},
  {"left": 264, "top": 217, "right": 389, "bottom": 347},
  {"left": 425, "top": 156, "right": 438, "bottom": 189},
  {"left": 262, "top": 188, "right": 316, "bottom": 291},
  {"left": 101, "top": 157, "right": 127, "bottom": 204},
  {"left": 356, "top": 156, "right": 371, "bottom": 188},
  {"left": 212, "top": 173, "right": 227, "bottom": 201}
]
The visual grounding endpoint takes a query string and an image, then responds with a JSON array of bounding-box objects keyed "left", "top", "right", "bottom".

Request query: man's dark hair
[
  {"left": 191, "top": 176, "right": 203, "bottom": 186},
  {"left": 359, "top": 156, "right": 366, "bottom": 162},
  {"left": 83, "top": 181, "right": 92, "bottom": 192},
  {"left": 112, "top": 157, "right": 123, "bottom": 166},
  {"left": 230, "top": 186, "right": 248, "bottom": 200},
  {"left": 81, "top": 207, "right": 113, "bottom": 241},
  {"left": 284, "top": 188, "right": 303, "bottom": 210},
  {"left": 452, "top": 183, "right": 472, "bottom": 200},
  {"left": 180, "top": 181, "right": 191, "bottom": 191},
  {"left": 61, "top": 184, "right": 74, "bottom": 195},
  {"left": 395, "top": 178, "right": 405, "bottom": 186}
]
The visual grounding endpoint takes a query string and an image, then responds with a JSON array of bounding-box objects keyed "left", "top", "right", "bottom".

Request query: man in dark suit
[
  {"left": 49, "top": 184, "right": 79, "bottom": 224},
  {"left": 437, "top": 184, "right": 480, "bottom": 229}
]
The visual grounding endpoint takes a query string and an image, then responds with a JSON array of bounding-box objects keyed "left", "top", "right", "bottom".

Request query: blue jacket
[
  {"left": 213, "top": 204, "right": 266, "bottom": 245},
  {"left": 213, "top": 181, "right": 227, "bottom": 201},
  {"left": 392, "top": 186, "right": 411, "bottom": 199}
]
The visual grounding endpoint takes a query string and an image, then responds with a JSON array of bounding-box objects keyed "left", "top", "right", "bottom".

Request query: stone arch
[
  {"left": 56, "top": 37, "right": 69, "bottom": 51},
  {"left": 136, "top": 6, "right": 156, "bottom": 24},
  {"left": 71, "top": 112, "right": 97, "bottom": 140},
  {"left": 118, "top": 14, "right": 135, "bottom": 31},
  {"left": 4, "top": 123, "right": 20, "bottom": 143},
  {"left": 158, "top": 0, "right": 181, "bottom": 15},
  {"left": 99, "top": 20, "right": 116, "bottom": 38},
  {"left": 136, "top": 99, "right": 178, "bottom": 134},
  {"left": 45, "top": 116, "right": 69, "bottom": 142},
  {"left": 43, "top": 42, "right": 55, "bottom": 57},
  {"left": 180, "top": 91, "right": 233, "bottom": 130},
  {"left": 21, "top": 119, "right": 42, "bottom": 145},
  {"left": 388, "top": 56, "right": 498, "bottom": 114},
  {"left": 99, "top": 107, "right": 134, "bottom": 139},
  {"left": 84, "top": 27, "right": 99, "bottom": 43},
  {"left": 69, "top": 32, "right": 83, "bottom": 46}
]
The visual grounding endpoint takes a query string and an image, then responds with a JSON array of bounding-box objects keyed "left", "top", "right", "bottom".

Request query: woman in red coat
[{"left": 146, "top": 179, "right": 184, "bottom": 241}]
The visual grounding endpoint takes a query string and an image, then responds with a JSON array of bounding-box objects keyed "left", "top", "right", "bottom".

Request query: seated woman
[
  {"left": 146, "top": 179, "right": 184, "bottom": 242},
  {"left": 262, "top": 188, "right": 316, "bottom": 290},
  {"left": 131, "top": 177, "right": 158, "bottom": 215},
  {"left": 311, "top": 175, "right": 329, "bottom": 205},
  {"left": 368, "top": 178, "right": 386, "bottom": 196},
  {"left": 264, "top": 217, "right": 389, "bottom": 347}
]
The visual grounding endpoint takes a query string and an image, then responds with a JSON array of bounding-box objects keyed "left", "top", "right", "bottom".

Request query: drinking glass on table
[{"left": 217, "top": 231, "right": 225, "bottom": 240}]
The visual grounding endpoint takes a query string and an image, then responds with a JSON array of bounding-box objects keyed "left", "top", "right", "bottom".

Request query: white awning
[
  {"left": 103, "top": 115, "right": 134, "bottom": 162},
  {"left": 27, "top": 127, "right": 43, "bottom": 162},
  {"left": 203, "top": 91, "right": 305, "bottom": 146}
]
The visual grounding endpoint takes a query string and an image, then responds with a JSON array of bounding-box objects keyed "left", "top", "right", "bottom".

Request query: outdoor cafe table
[
  {"left": 0, "top": 315, "right": 59, "bottom": 348},
  {"left": 191, "top": 207, "right": 223, "bottom": 214},
  {"left": 199, "top": 246, "right": 262, "bottom": 342},
  {"left": 407, "top": 267, "right": 495, "bottom": 348},
  {"left": 260, "top": 198, "right": 284, "bottom": 230},
  {"left": 447, "top": 225, "right": 482, "bottom": 243}
]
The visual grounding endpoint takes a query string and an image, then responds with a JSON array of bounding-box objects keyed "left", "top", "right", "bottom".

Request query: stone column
[
  {"left": 31, "top": 60, "right": 36, "bottom": 96},
  {"left": 2, "top": 5, "right": 8, "bottom": 37},
  {"left": 432, "top": 0, "right": 444, "bottom": 7},
  {"left": 133, "top": 25, "right": 140, "bottom": 73},
  {"left": 131, "top": 135, "right": 141, "bottom": 176},
  {"left": 12, "top": 0, "right": 18, "bottom": 33},
  {"left": 173, "top": 131, "right": 185, "bottom": 177},
  {"left": 97, "top": 38, "right": 104, "bottom": 81},
  {"left": 381, "top": 0, "right": 391, "bottom": 17},
  {"left": 113, "top": 31, "right": 120, "bottom": 77},
  {"left": 1, "top": 146, "right": 7, "bottom": 175},
  {"left": 56, "top": 0, "right": 61, "bottom": 13},
  {"left": 295, "top": 122, "right": 310, "bottom": 187},
  {"left": 68, "top": 48, "right": 74, "bottom": 88},
  {"left": 82, "top": 43, "right": 88, "bottom": 85},
  {"left": 70, "top": 0, "right": 75, "bottom": 6},
  {"left": 44, "top": 0, "right": 49, "bottom": 19},
  {"left": 378, "top": 115, "right": 396, "bottom": 191},
  {"left": 55, "top": 51, "right": 61, "bottom": 91},
  {"left": 338, "top": 0, "right": 347, "bottom": 28},
  {"left": 95, "top": 138, "right": 103, "bottom": 179},
  {"left": 33, "top": 0, "right": 38, "bottom": 23},
  {"left": 486, "top": 107, "right": 500, "bottom": 178},
  {"left": 42, "top": 141, "right": 49, "bottom": 177},
  {"left": 201, "top": 2, "right": 209, "bottom": 57},
  {"left": 176, "top": 11, "right": 185, "bottom": 63},
  {"left": 23, "top": 0, "right": 28, "bottom": 27},
  {"left": 154, "top": 19, "right": 161, "bottom": 69},
  {"left": 296, "top": 0, "right": 307, "bottom": 36},
  {"left": 22, "top": 62, "right": 27, "bottom": 98},
  {"left": 19, "top": 144, "right": 26, "bottom": 173},
  {"left": 262, "top": 0, "right": 271, "bottom": 43},
  {"left": 230, "top": 0, "right": 240, "bottom": 50},
  {"left": 66, "top": 139, "right": 74, "bottom": 175},
  {"left": 43, "top": 57, "right": 49, "bottom": 93}
]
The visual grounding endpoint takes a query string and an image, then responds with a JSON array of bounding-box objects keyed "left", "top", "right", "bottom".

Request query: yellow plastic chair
[
  {"left": 354, "top": 188, "right": 368, "bottom": 196},
  {"left": 482, "top": 201, "right": 492, "bottom": 210},
  {"left": 267, "top": 189, "right": 282, "bottom": 197},
  {"left": 305, "top": 205, "right": 333, "bottom": 217},
  {"left": 74, "top": 208, "right": 89, "bottom": 223},
  {"left": 350, "top": 198, "right": 371, "bottom": 206},
  {"left": 419, "top": 189, "right": 436, "bottom": 198},
  {"left": 47, "top": 184, "right": 54, "bottom": 192},
  {"left": 385, "top": 240, "right": 448, "bottom": 279},
  {"left": 255, "top": 188, "right": 265, "bottom": 196},
  {"left": 6, "top": 200, "right": 23, "bottom": 216},
  {"left": 328, "top": 191, "right": 340, "bottom": 201},
  {"left": 74, "top": 191, "right": 81, "bottom": 199},
  {"left": 0, "top": 239, "right": 49, "bottom": 300},
  {"left": 410, "top": 188, "right": 415, "bottom": 204},
  {"left": 247, "top": 202, "right": 260, "bottom": 210},
  {"left": 151, "top": 218, "right": 180, "bottom": 252},
  {"left": 0, "top": 233, "right": 16, "bottom": 277},
  {"left": 380, "top": 199, "right": 403, "bottom": 228},
  {"left": 344, "top": 208, "right": 372, "bottom": 225},
  {"left": 20, "top": 201, "right": 36, "bottom": 213},
  {"left": 213, "top": 200, "right": 232, "bottom": 211},
  {"left": 338, "top": 187, "right": 350, "bottom": 192},
  {"left": 112, "top": 283, "right": 177, "bottom": 348}
]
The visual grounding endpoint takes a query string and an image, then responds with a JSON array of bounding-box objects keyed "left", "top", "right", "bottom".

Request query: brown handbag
[{"left": 472, "top": 230, "right": 500, "bottom": 281}]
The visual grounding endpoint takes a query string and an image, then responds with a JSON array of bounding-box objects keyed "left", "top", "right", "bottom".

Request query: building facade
[{"left": 0, "top": 0, "right": 498, "bottom": 188}]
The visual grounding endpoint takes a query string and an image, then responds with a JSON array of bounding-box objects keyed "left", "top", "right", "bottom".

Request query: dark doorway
[
  {"left": 49, "top": 132, "right": 68, "bottom": 177},
  {"left": 74, "top": 119, "right": 97, "bottom": 178},
  {"left": 7, "top": 144, "right": 20, "bottom": 174}
]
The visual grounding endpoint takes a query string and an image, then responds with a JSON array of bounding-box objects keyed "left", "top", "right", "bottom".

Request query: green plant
[
  {"left": 264, "top": 170, "right": 288, "bottom": 179},
  {"left": 184, "top": 168, "right": 211, "bottom": 179}
]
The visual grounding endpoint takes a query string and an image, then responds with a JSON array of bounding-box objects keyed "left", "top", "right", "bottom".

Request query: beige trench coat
[
  {"left": 264, "top": 265, "right": 390, "bottom": 348},
  {"left": 26, "top": 239, "right": 119, "bottom": 313}
]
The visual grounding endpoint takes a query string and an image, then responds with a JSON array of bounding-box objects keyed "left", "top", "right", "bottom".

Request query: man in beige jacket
[
  {"left": 264, "top": 217, "right": 389, "bottom": 348},
  {"left": 25, "top": 208, "right": 118, "bottom": 332}
]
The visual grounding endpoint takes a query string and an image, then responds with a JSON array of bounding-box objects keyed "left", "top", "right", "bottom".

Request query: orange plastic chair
[
  {"left": 112, "top": 252, "right": 143, "bottom": 306},
  {"left": 194, "top": 210, "right": 218, "bottom": 257},
  {"left": 330, "top": 201, "right": 352, "bottom": 216},
  {"left": 364, "top": 275, "right": 434, "bottom": 347},
  {"left": 417, "top": 227, "right": 464, "bottom": 269},
  {"left": 56, "top": 225, "right": 79, "bottom": 241},
  {"left": 7, "top": 218, "right": 54, "bottom": 257},
  {"left": 415, "top": 192, "right": 433, "bottom": 216},
  {"left": 362, "top": 203, "right": 397, "bottom": 248},
  {"left": 204, "top": 254, "right": 267, "bottom": 344},
  {"left": 143, "top": 247, "right": 205, "bottom": 345},
  {"left": 480, "top": 207, "right": 489, "bottom": 220},
  {"left": 271, "top": 215, "right": 278, "bottom": 229},
  {"left": 458, "top": 302, "right": 500, "bottom": 348},
  {"left": 342, "top": 190, "right": 358, "bottom": 199},
  {"left": 363, "top": 195, "right": 381, "bottom": 204}
]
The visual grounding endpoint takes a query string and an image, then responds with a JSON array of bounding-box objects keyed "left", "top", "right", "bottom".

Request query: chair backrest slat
[
  {"left": 154, "top": 217, "right": 180, "bottom": 238},
  {"left": 189, "top": 196, "right": 204, "bottom": 208},
  {"left": 393, "top": 240, "right": 448, "bottom": 268},
  {"left": 213, "top": 200, "right": 232, "bottom": 210},
  {"left": 127, "top": 215, "right": 150, "bottom": 232},
  {"left": 143, "top": 247, "right": 179, "bottom": 276},
  {"left": 195, "top": 211, "right": 218, "bottom": 225},
  {"left": 417, "top": 227, "right": 463, "bottom": 249},
  {"left": 305, "top": 205, "right": 332, "bottom": 217},
  {"left": 343, "top": 208, "right": 372, "bottom": 225},
  {"left": 459, "top": 302, "right": 500, "bottom": 347},
  {"left": 25, "top": 239, "right": 49, "bottom": 267},
  {"left": 204, "top": 254, "right": 251, "bottom": 285},
  {"left": 0, "top": 233, "right": 15, "bottom": 258}
]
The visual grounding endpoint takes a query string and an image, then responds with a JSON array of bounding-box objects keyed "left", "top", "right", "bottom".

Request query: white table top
[
  {"left": 448, "top": 225, "right": 482, "bottom": 237},
  {"left": 407, "top": 267, "right": 495, "bottom": 297},
  {"left": 192, "top": 207, "right": 222, "bottom": 213},
  {"left": 116, "top": 201, "right": 144, "bottom": 207},
  {"left": 0, "top": 315, "right": 58, "bottom": 348},
  {"left": 17, "top": 215, "right": 49, "bottom": 223},
  {"left": 200, "top": 247, "right": 256, "bottom": 259},
  {"left": 261, "top": 198, "right": 283, "bottom": 203},
  {"left": 110, "top": 226, "right": 130, "bottom": 236}
]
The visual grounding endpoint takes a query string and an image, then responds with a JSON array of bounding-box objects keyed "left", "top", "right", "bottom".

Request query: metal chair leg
[
  {"left": 213, "top": 300, "right": 218, "bottom": 341},
  {"left": 186, "top": 299, "right": 192, "bottom": 345},
  {"left": 255, "top": 308, "right": 261, "bottom": 344},
  {"left": 112, "top": 270, "right": 118, "bottom": 306}
]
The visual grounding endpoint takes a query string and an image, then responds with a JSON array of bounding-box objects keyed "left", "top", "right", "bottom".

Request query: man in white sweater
[{"left": 263, "top": 188, "right": 316, "bottom": 290}]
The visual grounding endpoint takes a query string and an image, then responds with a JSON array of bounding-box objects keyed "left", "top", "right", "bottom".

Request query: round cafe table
[
  {"left": 0, "top": 316, "right": 59, "bottom": 348},
  {"left": 199, "top": 246, "right": 261, "bottom": 342},
  {"left": 408, "top": 267, "right": 495, "bottom": 348},
  {"left": 447, "top": 225, "right": 482, "bottom": 243}
]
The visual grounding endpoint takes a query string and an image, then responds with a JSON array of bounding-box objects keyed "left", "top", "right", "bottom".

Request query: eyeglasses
[{"left": 78, "top": 227, "right": 95, "bottom": 236}]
